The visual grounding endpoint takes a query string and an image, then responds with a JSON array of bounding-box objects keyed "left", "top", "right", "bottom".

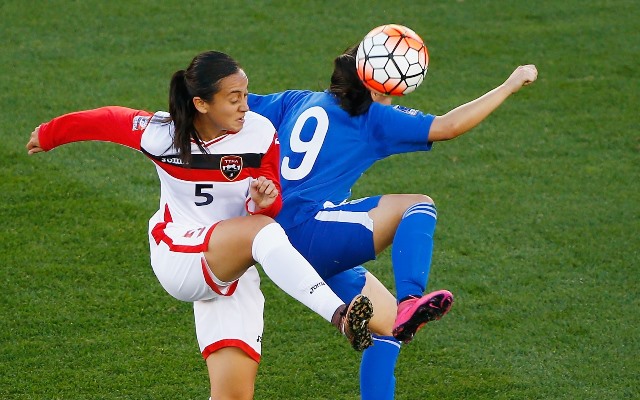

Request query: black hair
[
  {"left": 168, "top": 51, "right": 242, "bottom": 164},
  {"left": 328, "top": 45, "right": 373, "bottom": 116}
]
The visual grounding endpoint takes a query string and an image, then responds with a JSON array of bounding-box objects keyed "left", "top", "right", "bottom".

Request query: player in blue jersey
[{"left": 248, "top": 44, "right": 537, "bottom": 399}]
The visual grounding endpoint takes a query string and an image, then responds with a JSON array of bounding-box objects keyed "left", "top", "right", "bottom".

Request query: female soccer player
[
  {"left": 26, "top": 50, "right": 374, "bottom": 400},
  {"left": 247, "top": 45, "right": 538, "bottom": 399}
]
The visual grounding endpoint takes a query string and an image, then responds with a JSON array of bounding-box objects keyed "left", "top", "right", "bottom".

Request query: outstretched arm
[
  {"left": 428, "top": 65, "right": 538, "bottom": 142},
  {"left": 26, "top": 106, "right": 152, "bottom": 155}
]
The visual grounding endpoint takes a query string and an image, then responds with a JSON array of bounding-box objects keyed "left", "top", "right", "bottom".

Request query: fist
[{"left": 506, "top": 64, "right": 538, "bottom": 93}]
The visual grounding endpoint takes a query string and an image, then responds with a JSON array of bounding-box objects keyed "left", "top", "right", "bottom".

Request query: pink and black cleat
[{"left": 392, "top": 289, "right": 453, "bottom": 343}]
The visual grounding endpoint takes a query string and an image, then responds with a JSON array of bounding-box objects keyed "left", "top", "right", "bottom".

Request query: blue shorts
[
  {"left": 284, "top": 196, "right": 382, "bottom": 301},
  {"left": 324, "top": 266, "right": 368, "bottom": 304}
]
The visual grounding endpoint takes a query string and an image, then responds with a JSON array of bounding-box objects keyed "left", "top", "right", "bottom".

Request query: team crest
[{"left": 220, "top": 155, "right": 243, "bottom": 181}]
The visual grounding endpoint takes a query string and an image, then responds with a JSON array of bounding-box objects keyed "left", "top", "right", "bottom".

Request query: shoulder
[
  {"left": 234, "top": 111, "right": 277, "bottom": 152},
  {"left": 140, "top": 111, "right": 173, "bottom": 155},
  {"left": 244, "top": 110, "right": 276, "bottom": 132},
  {"left": 368, "top": 102, "right": 432, "bottom": 121},
  {"left": 250, "top": 89, "right": 316, "bottom": 105}
]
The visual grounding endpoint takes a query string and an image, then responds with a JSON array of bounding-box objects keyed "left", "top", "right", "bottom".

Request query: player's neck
[{"left": 193, "top": 120, "right": 226, "bottom": 142}]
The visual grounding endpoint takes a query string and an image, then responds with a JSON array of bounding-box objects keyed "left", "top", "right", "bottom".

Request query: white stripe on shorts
[{"left": 315, "top": 210, "right": 374, "bottom": 232}]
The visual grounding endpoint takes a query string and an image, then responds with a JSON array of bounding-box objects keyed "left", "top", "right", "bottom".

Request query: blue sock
[
  {"left": 360, "top": 335, "right": 401, "bottom": 400},
  {"left": 391, "top": 202, "right": 437, "bottom": 301}
]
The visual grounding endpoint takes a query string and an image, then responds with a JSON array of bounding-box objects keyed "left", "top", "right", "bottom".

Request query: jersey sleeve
[
  {"left": 248, "top": 92, "right": 287, "bottom": 128},
  {"left": 248, "top": 91, "right": 312, "bottom": 129},
  {"left": 38, "top": 106, "right": 153, "bottom": 152},
  {"left": 246, "top": 132, "right": 283, "bottom": 218},
  {"left": 365, "top": 103, "right": 435, "bottom": 157}
]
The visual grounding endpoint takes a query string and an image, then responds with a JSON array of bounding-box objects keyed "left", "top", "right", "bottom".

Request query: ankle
[
  {"left": 398, "top": 295, "right": 420, "bottom": 304},
  {"left": 331, "top": 304, "right": 347, "bottom": 332}
]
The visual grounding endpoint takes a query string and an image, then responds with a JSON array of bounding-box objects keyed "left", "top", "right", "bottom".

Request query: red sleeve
[
  {"left": 248, "top": 132, "right": 283, "bottom": 218},
  {"left": 38, "top": 106, "right": 153, "bottom": 151}
]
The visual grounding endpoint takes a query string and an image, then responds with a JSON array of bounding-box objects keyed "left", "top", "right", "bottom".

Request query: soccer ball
[{"left": 356, "top": 24, "right": 429, "bottom": 96}]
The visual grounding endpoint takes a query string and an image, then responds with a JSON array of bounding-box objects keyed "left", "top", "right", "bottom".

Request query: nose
[{"left": 241, "top": 97, "right": 250, "bottom": 112}]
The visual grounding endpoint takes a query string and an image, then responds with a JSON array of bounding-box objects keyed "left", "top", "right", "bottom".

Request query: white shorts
[
  {"left": 148, "top": 209, "right": 264, "bottom": 361},
  {"left": 194, "top": 267, "right": 264, "bottom": 362}
]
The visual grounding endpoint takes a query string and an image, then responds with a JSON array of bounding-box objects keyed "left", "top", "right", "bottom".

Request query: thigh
[
  {"left": 286, "top": 196, "right": 381, "bottom": 278},
  {"left": 205, "top": 214, "right": 273, "bottom": 282}
]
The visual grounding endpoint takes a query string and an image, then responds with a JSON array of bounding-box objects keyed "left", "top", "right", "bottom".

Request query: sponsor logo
[
  {"left": 309, "top": 281, "right": 326, "bottom": 294},
  {"left": 132, "top": 116, "right": 151, "bottom": 130},
  {"left": 393, "top": 105, "right": 419, "bottom": 116},
  {"left": 257, "top": 335, "right": 262, "bottom": 343},
  {"left": 220, "top": 155, "right": 243, "bottom": 181},
  {"left": 160, "top": 157, "right": 185, "bottom": 165}
]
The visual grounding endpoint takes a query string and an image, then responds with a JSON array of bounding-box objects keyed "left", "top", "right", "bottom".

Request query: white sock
[{"left": 252, "top": 223, "right": 343, "bottom": 322}]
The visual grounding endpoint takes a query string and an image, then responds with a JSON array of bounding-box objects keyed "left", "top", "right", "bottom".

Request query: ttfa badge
[{"left": 220, "top": 155, "right": 243, "bottom": 181}]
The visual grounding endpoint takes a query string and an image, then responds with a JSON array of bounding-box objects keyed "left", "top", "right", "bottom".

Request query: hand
[
  {"left": 250, "top": 176, "right": 279, "bottom": 210},
  {"left": 26, "top": 126, "right": 44, "bottom": 154},
  {"left": 504, "top": 64, "right": 538, "bottom": 94}
]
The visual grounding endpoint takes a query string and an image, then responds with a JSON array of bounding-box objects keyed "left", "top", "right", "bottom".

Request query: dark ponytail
[
  {"left": 328, "top": 45, "right": 373, "bottom": 116},
  {"left": 168, "top": 69, "right": 199, "bottom": 164},
  {"left": 168, "top": 51, "right": 242, "bottom": 164}
]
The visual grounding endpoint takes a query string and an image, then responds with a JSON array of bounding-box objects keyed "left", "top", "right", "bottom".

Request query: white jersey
[
  {"left": 38, "top": 106, "right": 283, "bottom": 230},
  {"left": 141, "top": 111, "right": 280, "bottom": 227}
]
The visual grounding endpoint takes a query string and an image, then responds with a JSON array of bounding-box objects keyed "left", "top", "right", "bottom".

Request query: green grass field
[{"left": 1, "top": 0, "right": 638, "bottom": 399}]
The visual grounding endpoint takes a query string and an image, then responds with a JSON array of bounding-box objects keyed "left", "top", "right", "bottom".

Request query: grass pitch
[{"left": 1, "top": 1, "right": 638, "bottom": 399}]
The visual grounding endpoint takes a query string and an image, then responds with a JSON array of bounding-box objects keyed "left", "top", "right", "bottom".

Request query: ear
[
  {"left": 192, "top": 97, "right": 208, "bottom": 114},
  {"left": 370, "top": 90, "right": 393, "bottom": 105}
]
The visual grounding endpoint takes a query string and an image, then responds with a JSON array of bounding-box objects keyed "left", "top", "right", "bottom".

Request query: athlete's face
[{"left": 193, "top": 70, "right": 249, "bottom": 140}]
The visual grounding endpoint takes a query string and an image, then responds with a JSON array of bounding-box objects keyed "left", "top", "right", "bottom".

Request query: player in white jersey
[
  {"left": 248, "top": 44, "right": 538, "bottom": 399},
  {"left": 26, "top": 50, "right": 374, "bottom": 400}
]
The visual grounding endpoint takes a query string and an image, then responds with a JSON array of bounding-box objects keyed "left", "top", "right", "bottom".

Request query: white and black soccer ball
[{"left": 356, "top": 24, "right": 429, "bottom": 96}]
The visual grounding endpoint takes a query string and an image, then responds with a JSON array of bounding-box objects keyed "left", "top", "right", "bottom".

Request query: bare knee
[
  {"left": 371, "top": 194, "right": 435, "bottom": 253},
  {"left": 379, "top": 194, "right": 434, "bottom": 215},
  {"left": 399, "top": 193, "right": 434, "bottom": 209}
]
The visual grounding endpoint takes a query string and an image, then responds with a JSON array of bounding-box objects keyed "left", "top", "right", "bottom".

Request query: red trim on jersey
[
  {"left": 38, "top": 106, "right": 150, "bottom": 151},
  {"left": 200, "top": 134, "right": 233, "bottom": 147},
  {"left": 163, "top": 203, "right": 173, "bottom": 223},
  {"left": 150, "top": 205, "right": 215, "bottom": 253},
  {"left": 248, "top": 134, "right": 282, "bottom": 217},
  {"left": 200, "top": 258, "right": 240, "bottom": 296},
  {"left": 202, "top": 339, "right": 261, "bottom": 363}
]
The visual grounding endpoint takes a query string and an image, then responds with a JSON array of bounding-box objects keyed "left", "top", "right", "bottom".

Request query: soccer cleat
[
  {"left": 338, "top": 294, "right": 374, "bottom": 351},
  {"left": 392, "top": 289, "right": 453, "bottom": 343}
]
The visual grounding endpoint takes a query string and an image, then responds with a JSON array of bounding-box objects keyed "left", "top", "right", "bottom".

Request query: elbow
[{"left": 431, "top": 119, "right": 462, "bottom": 141}]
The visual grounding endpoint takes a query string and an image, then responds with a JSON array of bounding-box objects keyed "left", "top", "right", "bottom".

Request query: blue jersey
[{"left": 248, "top": 90, "right": 435, "bottom": 229}]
